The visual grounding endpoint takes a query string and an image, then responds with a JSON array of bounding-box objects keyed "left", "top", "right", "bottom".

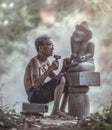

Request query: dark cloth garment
[{"left": 26, "top": 73, "right": 68, "bottom": 104}]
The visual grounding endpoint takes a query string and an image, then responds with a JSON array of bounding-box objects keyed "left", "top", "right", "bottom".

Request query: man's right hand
[{"left": 50, "top": 60, "right": 59, "bottom": 71}]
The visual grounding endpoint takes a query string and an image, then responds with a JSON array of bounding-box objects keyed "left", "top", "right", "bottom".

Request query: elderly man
[{"left": 24, "top": 35, "right": 69, "bottom": 117}]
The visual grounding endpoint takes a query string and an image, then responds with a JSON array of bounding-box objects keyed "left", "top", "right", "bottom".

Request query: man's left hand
[{"left": 61, "top": 57, "right": 72, "bottom": 72}]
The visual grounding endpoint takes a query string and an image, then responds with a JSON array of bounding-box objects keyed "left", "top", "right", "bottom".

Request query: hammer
[{"left": 54, "top": 55, "right": 61, "bottom": 61}]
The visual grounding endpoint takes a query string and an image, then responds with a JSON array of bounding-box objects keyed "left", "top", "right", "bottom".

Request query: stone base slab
[{"left": 22, "top": 103, "right": 48, "bottom": 113}]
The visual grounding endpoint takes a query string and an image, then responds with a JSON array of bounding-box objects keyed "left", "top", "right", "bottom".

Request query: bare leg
[
  {"left": 60, "top": 92, "right": 69, "bottom": 112},
  {"left": 51, "top": 76, "right": 67, "bottom": 117}
]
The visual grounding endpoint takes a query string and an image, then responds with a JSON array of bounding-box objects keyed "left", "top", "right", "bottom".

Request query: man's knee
[{"left": 60, "top": 76, "right": 66, "bottom": 85}]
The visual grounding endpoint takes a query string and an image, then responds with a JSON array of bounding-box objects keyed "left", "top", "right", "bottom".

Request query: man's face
[
  {"left": 73, "top": 30, "right": 86, "bottom": 42},
  {"left": 40, "top": 40, "right": 54, "bottom": 56}
]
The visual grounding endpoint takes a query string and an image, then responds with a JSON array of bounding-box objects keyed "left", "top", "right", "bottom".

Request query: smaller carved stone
[{"left": 22, "top": 103, "right": 48, "bottom": 113}]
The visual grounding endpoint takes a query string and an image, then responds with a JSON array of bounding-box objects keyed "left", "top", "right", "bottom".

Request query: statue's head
[{"left": 71, "top": 21, "right": 92, "bottom": 43}]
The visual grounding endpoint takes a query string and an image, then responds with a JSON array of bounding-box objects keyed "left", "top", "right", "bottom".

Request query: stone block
[
  {"left": 69, "top": 93, "right": 90, "bottom": 117},
  {"left": 69, "top": 86, "right": 89, "bottom": 93},
  {"left": 65, "top": 72, "right": 100, "bottom": 87},
  {"left": 22, "top": 103, "right": 48, "bottom": 113}
]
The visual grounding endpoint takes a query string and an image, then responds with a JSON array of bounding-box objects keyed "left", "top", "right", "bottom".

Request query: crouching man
[{"left": 24, "top": 35, "right": 70, "bottom": 117}]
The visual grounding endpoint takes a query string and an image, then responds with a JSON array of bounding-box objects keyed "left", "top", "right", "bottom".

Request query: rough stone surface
[
  {"left": 69, "top": 93, "right": 90, "bottom": 117},
  {"left": 68, "top": 86, "right": 89, "bottom": 93},
  {"left": 65, "top": 71, "right": 100, "bottom": 118},
  {"left": 22, "top": 103, "right": 48, "bottom": 113},
  {"left": 65, "top": 72, "right": 100, "bottom": 86}
]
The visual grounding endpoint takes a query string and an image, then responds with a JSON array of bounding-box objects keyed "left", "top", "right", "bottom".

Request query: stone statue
[
  {"left": 67, "top": 21, "right": 95, "bottom": 72},
  {"left": 64, "top": 22, "right": 100, "bottom": 117}
]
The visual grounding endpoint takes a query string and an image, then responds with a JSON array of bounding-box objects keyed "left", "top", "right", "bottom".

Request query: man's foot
[
  {"left": 61, "top": 110, "right": 69, "bottom": 115},
  {"left": 51, "top": 109, "right": 71, "bottom": 118}
]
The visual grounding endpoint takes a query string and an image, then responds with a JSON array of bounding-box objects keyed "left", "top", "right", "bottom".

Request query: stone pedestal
[
  {"left": 65, "top": 72, "right": 100, "bottom": 117},
  {"left": 68, "top": 86, "right": 90, "bottom": 117}
]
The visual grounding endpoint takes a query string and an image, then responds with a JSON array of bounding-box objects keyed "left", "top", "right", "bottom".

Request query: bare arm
[
  {"left": 84, "top": 42, "right": 94, "bottom": 59},
  {"left": 48, "top": 60, "right": 58, "bottom": 79}
]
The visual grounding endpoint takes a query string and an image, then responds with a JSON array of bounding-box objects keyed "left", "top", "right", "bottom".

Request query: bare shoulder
[{"left": 29, "top": 56, "right": 40, "bottom": 68}]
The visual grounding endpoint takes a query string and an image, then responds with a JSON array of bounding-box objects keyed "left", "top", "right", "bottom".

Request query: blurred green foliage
[
  {"left": 0, "top": 0, "right": 112, "bottom": 77},
  {"left": 77, "top": 102, "right": 112, "bottom": 130},
  {"left": 103, "top": 101, "right": 112, "bottom": 116},
  {"left": 0, "top": 0, "right": 44, "bottom": 76},
  {"left": 0, "top": 109, "right": 17, "bottom": 129}
]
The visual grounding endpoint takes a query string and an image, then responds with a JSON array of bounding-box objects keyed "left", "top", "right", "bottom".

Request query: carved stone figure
[
  {"left": 67, "top": 21, "right": 95, "bottom": 72},
  {"left": 65, "top": 22, "right": 100, "bottom": 117}
]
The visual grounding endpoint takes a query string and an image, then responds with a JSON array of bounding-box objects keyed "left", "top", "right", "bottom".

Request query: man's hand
[
  {"left": 50, "top": 60, "right": 59, "bottom": 71},
  {"left": 61, "top": 57, "right": 72, "bottom": 72}
]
